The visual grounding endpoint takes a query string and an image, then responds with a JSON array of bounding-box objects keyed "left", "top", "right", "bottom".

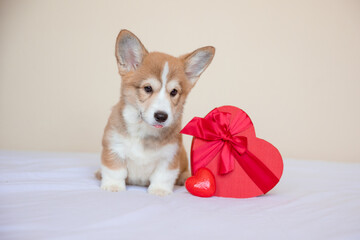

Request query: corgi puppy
[{"left": 97, "top": 29, "right": 215, "bottom": 196}]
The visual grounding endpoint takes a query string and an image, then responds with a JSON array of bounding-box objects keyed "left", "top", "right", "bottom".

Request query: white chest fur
[
  {"left": 107, "top": 104, "right": 178, "bottom": 186},
  {"left": 109, "top": 130, "right": 178, "bottom": 185}
]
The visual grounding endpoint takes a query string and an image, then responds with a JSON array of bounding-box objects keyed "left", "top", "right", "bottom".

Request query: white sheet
[{"left": 0, "top": 150, "right": 359, "bottom": 240}]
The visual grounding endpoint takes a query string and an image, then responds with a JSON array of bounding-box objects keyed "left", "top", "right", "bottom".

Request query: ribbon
[{"left": 180, "top": 108, "right": 279, "bottom": 194}]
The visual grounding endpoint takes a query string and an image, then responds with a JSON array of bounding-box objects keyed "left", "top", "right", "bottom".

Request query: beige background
[{"left": 0, "top": 0, "right": 359, "bottom": 162}]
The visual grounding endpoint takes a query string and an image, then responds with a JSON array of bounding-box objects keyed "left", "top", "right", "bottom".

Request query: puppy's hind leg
[
  {"left": 95, "top": 169, "right": 102, "bottom": 180},
  {"left": 176, "top": 170, "right": 191, "bottom": 186},
  {"left": 175, "top": 144, "right": 191, "bottom": 186}
]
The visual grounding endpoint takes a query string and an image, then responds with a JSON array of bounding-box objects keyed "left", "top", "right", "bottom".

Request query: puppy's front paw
[
  {"left": 101, "top": 181, "right": 126, "bottom": 192},
  {"left": 148, "top": 187, "right": 172, "bottom": 196}
]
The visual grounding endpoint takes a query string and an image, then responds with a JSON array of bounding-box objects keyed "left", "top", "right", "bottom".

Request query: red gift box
[{"left": 181, "top": 106, "right": 283, "bottom": 198}]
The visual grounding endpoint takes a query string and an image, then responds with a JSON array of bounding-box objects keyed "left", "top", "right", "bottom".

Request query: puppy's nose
[{"left": 154, "top": 111, "right": 168, "bottom": 123}]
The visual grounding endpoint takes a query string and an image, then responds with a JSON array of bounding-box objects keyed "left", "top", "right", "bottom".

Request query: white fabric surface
[{"left": 0, "top": 150, "right": 359, "bottom": 240}]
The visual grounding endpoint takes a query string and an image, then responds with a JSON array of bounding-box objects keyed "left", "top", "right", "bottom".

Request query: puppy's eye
[
  {"left": 170, "top": 89, "right": 178, "bottom": 97},
  {"left": 144, "top": 86, "right": 153, "bottom": 93}
]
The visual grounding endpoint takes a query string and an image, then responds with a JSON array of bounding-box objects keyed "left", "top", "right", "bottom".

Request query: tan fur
[{"left": 98, "top": 29, "right": 215, "bottom": 192}]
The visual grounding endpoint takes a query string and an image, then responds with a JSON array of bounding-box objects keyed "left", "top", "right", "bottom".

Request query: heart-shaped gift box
[{"left": 181, "top": 106, "right": 283, "bottom": 198}]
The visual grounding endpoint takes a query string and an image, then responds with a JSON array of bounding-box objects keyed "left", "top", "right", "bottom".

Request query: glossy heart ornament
[{"left": 185, "top": 168, "right": 216, "bottom": 197}]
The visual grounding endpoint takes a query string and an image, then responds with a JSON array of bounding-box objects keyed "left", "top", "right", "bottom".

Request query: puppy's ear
[
  {"left": 115, "top": 29, "right": 148, "bottom": 75},
  {"left": 182, "top": 46, "right": 215, "bottom": 85}
]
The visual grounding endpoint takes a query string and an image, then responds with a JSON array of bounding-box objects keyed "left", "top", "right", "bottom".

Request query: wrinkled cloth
[{"left": 0, "top": 150, "right": 359, "bottom": 240}]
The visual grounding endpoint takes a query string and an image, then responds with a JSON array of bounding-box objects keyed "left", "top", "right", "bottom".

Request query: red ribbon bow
[{"left": 180, "top": 108, "right": 279, "bottom": 194}]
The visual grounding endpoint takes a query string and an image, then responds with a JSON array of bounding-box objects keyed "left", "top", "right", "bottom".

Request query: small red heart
[{"left": 185, "top": 168, "right": 216, "bottom": 197}]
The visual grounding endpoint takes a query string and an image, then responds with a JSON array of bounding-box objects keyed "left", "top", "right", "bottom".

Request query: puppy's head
[{"left": 115, "top": 30, "right": 215, "bottom": 129}]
